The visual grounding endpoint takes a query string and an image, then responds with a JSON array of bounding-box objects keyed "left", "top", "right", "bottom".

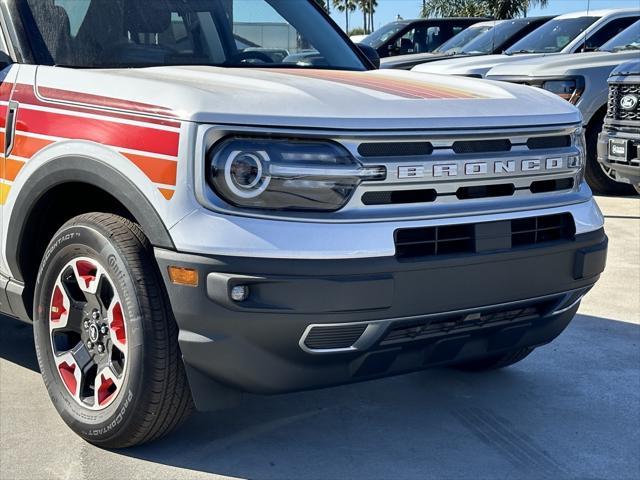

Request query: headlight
[
  {"left": 570, "top": 128, "right": 587, "bottom": 184},
  {"left": 209, "top": 138, "right": 386, "bottom": 211},
  {"left": 542, "top": 78, "right": 584, "bottom": 105}
]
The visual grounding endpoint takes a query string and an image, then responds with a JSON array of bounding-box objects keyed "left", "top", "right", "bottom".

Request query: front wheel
[{"left": 33, "top": 213, "right": 192, "bottom": 448}]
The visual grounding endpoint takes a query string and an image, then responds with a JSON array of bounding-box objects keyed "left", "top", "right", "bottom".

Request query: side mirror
[
  {"left": 0, "top": 51, "right": 12, "bottom": 70},
  {"left": 357, "top": 43, "right": 380, "bottom": 69}
]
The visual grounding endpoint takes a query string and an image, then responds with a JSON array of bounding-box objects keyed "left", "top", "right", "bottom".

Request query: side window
[
  {"left": 584, "top": 16, "right": 640, "bottom": 50},
  {"left": 394, "top": 26, "right": 434, "bottom": 55}
]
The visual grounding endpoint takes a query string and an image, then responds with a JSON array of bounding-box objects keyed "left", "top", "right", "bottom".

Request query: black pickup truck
[{"left": 598, "top": 60, "right": 640, "bottom": 193}]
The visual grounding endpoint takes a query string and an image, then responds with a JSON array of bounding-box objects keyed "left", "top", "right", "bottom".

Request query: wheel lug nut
[
  {"left": 92, "top": 310, "right": 100, "bottom": 320},
  {"left": 83, "top": 320, "right": 90, "bottom": 330},
  {"left": 97, "top": 343, "right": 105, "bottom": 354},
  {"left": 86, "top": 341, "right": 94, "bottom": 350},
  {"left": 100, "top": 325, "right": 109, "bottom": 335}
]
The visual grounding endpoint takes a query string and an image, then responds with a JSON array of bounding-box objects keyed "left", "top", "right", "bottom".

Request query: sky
[{"left": 327, "top": 0, "right": 640, "bottom": 31}]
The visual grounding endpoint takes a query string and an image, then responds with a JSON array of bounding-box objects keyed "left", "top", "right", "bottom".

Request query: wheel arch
[{"left": 4, "top": 155, "right": 175, "bottom": 318}]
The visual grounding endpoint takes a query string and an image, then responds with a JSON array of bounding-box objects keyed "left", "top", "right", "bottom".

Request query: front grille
[
  {"left": 303, "top": 324, "right": 368, "bottom": 350},
  {"left": 395, "top": 213, "right": 574, "bottom": 259},
  {"left": 356, "top": 134, "right": 574, "bottom": 157},
  {"left": 380, "top": 301, "right": 552, "bottom": 346},
  {"left": 607, "top": 83, "right": 640, "bottom": 122}
]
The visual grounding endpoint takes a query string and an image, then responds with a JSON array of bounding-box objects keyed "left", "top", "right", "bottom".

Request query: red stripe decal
[
  {"left": 16, "top": 108, "right": 179, "bottom": 157},
  {"left": 37, "top": 85, "right": 178, "bottom": 119},
  {"left": 13, "top": 84, "right": 181, "bottom": 128}
]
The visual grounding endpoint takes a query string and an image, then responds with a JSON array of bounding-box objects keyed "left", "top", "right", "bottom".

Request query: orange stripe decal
[
  {"left": 12, "top": 134, "right": 55, "bottom": 159},
  {"left": 158, "top": 188, "right": 175, "bottom": 200},
  {"left": 2, "top": 159, "right": 26, "bottom": 182},
  {"left": 122, "top": 152, "right": 178, "bottom": 186}
]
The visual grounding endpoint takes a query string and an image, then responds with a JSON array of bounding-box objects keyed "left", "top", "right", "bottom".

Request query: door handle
[{"left": 5, "top": 100, "right": 18, "bottom": 157}]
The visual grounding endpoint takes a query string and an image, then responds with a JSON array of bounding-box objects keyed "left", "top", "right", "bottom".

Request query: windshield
[
  {"left": 461, "top": 20, "right": 529, "bottom": 54},
  {"left": 20, "top": 0, "right": 366, "bottom": 70},
  {"left": 506, "top": 16, "right": 598, "bottom": 54},
  {"left": 600, "top": 20, "right": 640, "bottom": 51},
  {"left": 360, "top": 22, "right": 406, "bottom": 48},
  {"left": 434, "top": 24, "right": 493, "bottom": 54}
]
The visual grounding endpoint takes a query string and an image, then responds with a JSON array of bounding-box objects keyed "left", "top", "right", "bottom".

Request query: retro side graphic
[{"left": 0, "top": 83, "right": 180, "bottom": 203}]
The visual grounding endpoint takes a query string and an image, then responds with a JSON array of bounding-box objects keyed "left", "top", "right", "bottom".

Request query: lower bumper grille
[
  {"left": 380, "top": 300, "right": 553, "bottom": 346},
  {"left": 395, "top": 213, "right": 575, "bottom": 259},
  {"left": 303, "top": 324, "right": 368, "bottom": 351}
]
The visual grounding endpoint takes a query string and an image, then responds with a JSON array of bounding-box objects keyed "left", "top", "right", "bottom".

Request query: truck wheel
[
  {"left": 452, "top": 347, "right": 534, "bottom": 372},
  {"left": 585, "top": 117, "right": 635, "bottom": 196},
  {"left": 33, "top": 213, "right": 192, "bottom": 448}
]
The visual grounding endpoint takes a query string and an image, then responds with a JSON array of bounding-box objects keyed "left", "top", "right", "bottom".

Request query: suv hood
[
  {"left": 412, "top": 53, "right": 558, "bottom": 77},
  {"left": 487, "top": 51, "right": 640, "bottom": 77},
  {"left": 36, "top": 66, "right": 580, "bottom": 130}
]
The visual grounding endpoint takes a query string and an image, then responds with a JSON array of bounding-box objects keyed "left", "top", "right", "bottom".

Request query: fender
[{"left": 5, "top": 153, "right": 175, "bottom": 284}]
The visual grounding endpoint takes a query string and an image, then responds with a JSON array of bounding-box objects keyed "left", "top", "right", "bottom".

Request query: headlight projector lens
[{"left": 224, "top": 150, "right": 271, "bottom": 198}]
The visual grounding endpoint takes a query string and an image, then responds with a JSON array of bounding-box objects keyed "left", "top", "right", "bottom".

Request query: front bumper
[
  {"left": 156, "top": 224, "right": 607, "bottom": 402},
  {"left": 597, "top": 125, "right": 640, "bottom": 186}
]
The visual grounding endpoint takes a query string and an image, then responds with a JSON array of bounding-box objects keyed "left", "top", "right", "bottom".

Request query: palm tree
[
  {"left": 421, "top": 0, "right": 548, "bottom": 19},
  {"left": 332, "top": 0, "right": 357, "bottom": 32},
  {"left": 356, "top": 0, "right": 378, "bottom": 33}
]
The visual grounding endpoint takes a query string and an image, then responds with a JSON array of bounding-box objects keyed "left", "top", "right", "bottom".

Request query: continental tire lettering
[
  {"left": 42, "top": 232, "right": 81, "bottom": 267},
  {"left": 83, "top": 389, "right": 134, "bottom": 436}
]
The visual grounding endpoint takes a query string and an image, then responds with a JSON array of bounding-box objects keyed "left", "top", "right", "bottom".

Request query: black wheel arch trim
[{"left": 5, "top": 155, "right": 175, "bottom": 284}]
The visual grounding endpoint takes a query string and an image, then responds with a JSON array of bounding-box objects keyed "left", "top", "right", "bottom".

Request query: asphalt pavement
[{"left": 1, "top": 195, "right": 638, "bottom": 480}]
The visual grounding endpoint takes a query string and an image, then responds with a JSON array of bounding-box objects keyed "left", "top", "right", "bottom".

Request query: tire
[
  {"left": 33, "top": 213, "right": 193, "bottom": 448},
  {"left": 585, "top": 115, "right": 636, "bottom": 196},
  {"left": 452, "top": 347, "right": 534, "bottom": 372}
]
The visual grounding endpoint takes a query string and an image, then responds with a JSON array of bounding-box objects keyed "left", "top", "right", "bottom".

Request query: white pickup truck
[{"left": 0, "top": 0, "right": 607, "bottom": 448}]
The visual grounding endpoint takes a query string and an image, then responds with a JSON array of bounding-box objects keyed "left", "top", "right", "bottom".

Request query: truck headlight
[
  {"left": 209, "top": 138, "right": 386, "bottom": 211},
  {"left": 571, "top": 128, "right": 587, "bottom": 184},
  {"left": 542, "top": 78, "right": 584, "bottom": 105}
]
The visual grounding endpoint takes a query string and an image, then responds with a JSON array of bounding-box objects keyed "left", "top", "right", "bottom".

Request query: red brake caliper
[
  {"left": 58, "top": 362, "right": 77, "bottom": 395},
  {"left": 75, "top": 260, "right": 98, "bottom": 289}
]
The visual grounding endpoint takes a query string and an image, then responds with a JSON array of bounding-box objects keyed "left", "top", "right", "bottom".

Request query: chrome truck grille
[{"left": 607, "top": 83, "right": 640, "bottom": 122}]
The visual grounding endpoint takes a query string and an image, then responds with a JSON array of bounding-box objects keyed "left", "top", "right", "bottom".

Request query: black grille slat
[
  {"left": 395, "top": 213, "right": 574, "bottom": 259},
  {"left": 608, "top": 83, "right": 640, "bottom": 122},
  {"left": 304, "top": 324, "right": 367, "bottom": 350},
  {"left": 452, "top": 139, "right": 512, "bottom": 154},
  {"left": 527, "top": 135, "right": 571, "bottom": 150},
  {"left": 362, "top": 189, "right": 437, "bottom": 205},
  {"left": 358, "top": 142, "right": 434, "bottom": 157}
]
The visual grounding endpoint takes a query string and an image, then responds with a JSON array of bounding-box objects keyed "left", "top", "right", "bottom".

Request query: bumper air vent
[
  {"left": 511, "top": 213, "right": 575, "bottom": 247},
  {"left": 395, "top": 224, "right": 475, "bottom": 258},
  {"left": 380, "top": 301, "right": 553, "bottom": 346},
  {"left": 395, "top": 213, "right": 575, "bottom": 259},
  {"left": 303, "top": 324, "right": 368, "bottom": 351}
]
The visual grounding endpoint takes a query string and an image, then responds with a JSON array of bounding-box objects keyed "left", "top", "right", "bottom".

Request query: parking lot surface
[{"left": 1, "top": 195, "right": 638, "bottom": 480}]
